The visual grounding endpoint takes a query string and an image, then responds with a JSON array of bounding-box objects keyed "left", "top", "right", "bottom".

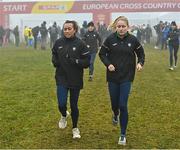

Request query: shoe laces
[
  {"left": 120, "top": 135, "right": 126, "bottom": 141},
  {"left": 73, "top": 128, "right": 80, "bottom": 135},
  {"left": 113, "top": 116, "right": 118, "bottom": 121},
  {"left": 61, "top": 116, "right": 66, "bottom": 122}
]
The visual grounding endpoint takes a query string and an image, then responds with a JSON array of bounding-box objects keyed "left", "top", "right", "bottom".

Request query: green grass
[{"left": 0, "top": 45, "right": 180, "bottom": 149}]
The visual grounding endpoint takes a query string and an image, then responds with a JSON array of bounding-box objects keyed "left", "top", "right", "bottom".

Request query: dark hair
[
  {"left": 63, "top": 20, "right": 78, "bottom": 33},
  {"left": 82, "top": 20, "right": 88, "bottom": 28},
  {"left": 171, "top": 21, "right": 177, "bottom": 26},
  {"left": 87, "top": 21, "right": 94, "bottom": 27}
]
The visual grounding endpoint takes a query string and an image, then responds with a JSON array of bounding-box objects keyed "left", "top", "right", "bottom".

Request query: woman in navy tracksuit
[
  {"left": 99, "top": 16, "right": 145, "bottom": 145},
  {"left": 52, "top": 20, "right": 90, "bottom": 139},
  {"left": 167, "top": 21, "right": 179, "bottom": 70},
  {"left": 83, "top": 21, "right": 102, "bottom": 81}
]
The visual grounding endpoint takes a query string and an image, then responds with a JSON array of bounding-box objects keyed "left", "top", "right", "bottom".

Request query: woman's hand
[
  {"left": 136, "top": 63, "right": 143, "bottom": 71},
  {"left": 108, "top": 64, "right": 115, "bottom": 72}
]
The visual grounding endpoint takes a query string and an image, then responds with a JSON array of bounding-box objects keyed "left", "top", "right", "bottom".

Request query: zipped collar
[
  {"left": 64, "top": 35, "right": 77, "bottom": 41},
  {"left": 116, "top": 32, "right": 129, "bottom": 39}
]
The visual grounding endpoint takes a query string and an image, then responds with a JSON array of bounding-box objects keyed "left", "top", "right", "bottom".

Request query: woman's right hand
[{"left": 108, "top": 64, "right": 115, "bottom": 72}]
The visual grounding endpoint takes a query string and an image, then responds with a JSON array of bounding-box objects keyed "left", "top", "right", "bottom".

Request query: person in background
[
  {"left": 49, "top": 22, "right": 59, "bottom": 48},
  {"left": 145, "top": 24, "right": 152, "bottom": 44},
  {"left": 167, "top": 21, "right": 179, "bottom": 70},
  {"left": 4, "top": 28, "right": 11, "bottom": 46},
  {"left": 32, "top": 26, "right": 40, "bottom": 49},
  {"left": 27, "top": 27, "right": 34, "bottom": 47},
  {"left": 161, "top": 22, "right": 170, "bottom": 50},
  {"left": 83, "top": 21, "right": 102, "bottom": 81},
  {"left": 136, "top": 25, "right": 142, "bottom": 43},
  {"left": 154, "top": 21, "right": 163, "bottom": 49},
  {"left": 52, "top": 20, "right": 90, "bottom": 139},
  {"left": 24, "top": 26, "right": 29, "bottom": 47},
  {"left": 80, "top": 21, "right": 88, "bottom": 39},
  {"left": 13, "top": 25, "right": 20, "bottom": 47},
  {"left": 0, "top": 26, "right": 5, "bottom": 47},
  {"left": 40, "top": 21, "right": 48, "bottom": 50},
  {"left": 99, "top": 16, "right": 145, "bottom": 145}
]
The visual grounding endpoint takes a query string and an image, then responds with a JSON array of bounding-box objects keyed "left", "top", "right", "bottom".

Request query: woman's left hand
[{"left": 136, "top": 63, "right": 143, "bottom": 71}]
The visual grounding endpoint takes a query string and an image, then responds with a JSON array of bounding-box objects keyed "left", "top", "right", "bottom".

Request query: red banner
[
  {"left": 0, "top": 2, "right": 35, "bottom": 14},
  {"left": 0, "top": 0, "right": 179, "bottom": 27},
  {"left": 0, "top": 0, "right": 180, "bottom": 14},
  {"left": 70, "top": 0, "right": 180, "bottom": 13}
]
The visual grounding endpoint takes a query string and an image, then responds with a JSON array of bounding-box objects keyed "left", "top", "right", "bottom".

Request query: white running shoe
[
  {"left": 58, "top": 111, "right": 70, "bottom": 129},
  {"left": 118, "top": 136, "right": 126, "bottom": 145},
  {"left": 169, "top": 67, "right": 174, "bottom": 71},
  {"left": 154, "top": 46, "right": 159, "bottom": 49},
  {"left": 72, "top": 128, "right": 81, "bottom": 139}
]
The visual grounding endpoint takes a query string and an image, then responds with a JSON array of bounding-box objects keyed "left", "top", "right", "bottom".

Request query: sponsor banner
[{"left": 31, "top": 1, "right": 75, "bottom": 14}]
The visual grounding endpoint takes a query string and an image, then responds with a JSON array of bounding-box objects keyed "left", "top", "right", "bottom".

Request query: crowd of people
[
  {"left": 0, "top": 21, "right": 61, "bottom": 50},
  {"left": 0, "top": 20, "right": 179, "bottom": 51},
  {"left": 153, "top": 20, "right": 179, "bottom": 70},
  {"left": 0, "top": 26, "right": 11, "bottom": 47}
]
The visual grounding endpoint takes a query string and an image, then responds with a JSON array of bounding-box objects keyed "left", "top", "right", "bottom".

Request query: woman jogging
[
  {"left": 52, "top": 20, "right": 90, "bottom": 139},
  {"left": 167, "top": 21, "right": 179, "bottom": 70},
  {"left": 99, "top": 16, "right": 145, "bottom": 145}
]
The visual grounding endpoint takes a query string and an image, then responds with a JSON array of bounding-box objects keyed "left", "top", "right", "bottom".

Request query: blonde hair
[{"left": 110, "top": 16, "right": 129, "bottom": 32}]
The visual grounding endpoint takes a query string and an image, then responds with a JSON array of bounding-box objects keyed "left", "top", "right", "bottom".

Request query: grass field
[{"left": 0, "top": 45, "right": 180, "bottom": 149}]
